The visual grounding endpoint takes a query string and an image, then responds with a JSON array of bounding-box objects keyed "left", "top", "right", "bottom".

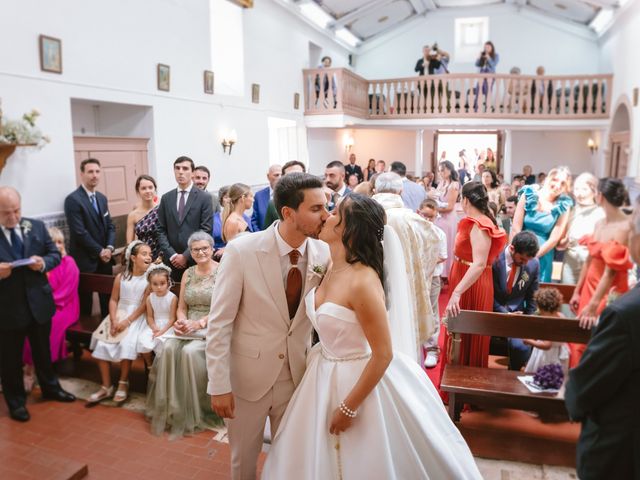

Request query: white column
[
  {"left": 415, "top": 129, "right": 424, "bottom": 177},
  {"left": 503, "top": 129, "right": 512, "bottom": 181}
]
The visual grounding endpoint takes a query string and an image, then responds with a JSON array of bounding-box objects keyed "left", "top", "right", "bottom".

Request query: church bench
[
  {"left": 441, "top": 309, "right": 590, "bottom": 422},
  {"left": 66, "top": 272, "right": 181, "bottom": 359}
]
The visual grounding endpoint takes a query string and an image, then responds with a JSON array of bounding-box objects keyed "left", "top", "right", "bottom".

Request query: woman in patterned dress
[{"left": 126, "top": 175, "right": 161, "bottom": 260}]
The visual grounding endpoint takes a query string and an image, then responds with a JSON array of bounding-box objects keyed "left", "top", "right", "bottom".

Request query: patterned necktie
[
  {"left": 285, "top": 250, "right": 302, "bottom": 319},
  {"left": 10, "top": 227, "right": 24, "bottom": 258},
  {"left": 178, "top": 190, "right": 187, "bottom": 222},
  {"left": 90, "top": 194, "right": 100, "bottom": 215},
  {"left": 506, "top": 263, "right": 517, "bottom": 295}
]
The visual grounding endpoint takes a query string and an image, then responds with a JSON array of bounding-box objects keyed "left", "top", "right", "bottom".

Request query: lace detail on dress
[
  {"left": 134, "top": 206, "right": 160, "bottom": 260},
  {"left": 184, "top": 265, "right": 217, "bottom": 320}
]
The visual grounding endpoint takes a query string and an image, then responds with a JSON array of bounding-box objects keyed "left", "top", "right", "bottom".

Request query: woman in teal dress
[
  {"left": 146, "top": 232, "right": 222, "bottom": 437},
  {"left": 511, "top": 167, "right": 573, "bottom": 282}
]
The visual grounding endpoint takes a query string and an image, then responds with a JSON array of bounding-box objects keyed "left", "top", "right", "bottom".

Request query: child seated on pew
[
  {"left": 523, "top": 287, "right": 570, "bottom": 375},
  {"left": 88, "top": 241, "right": 152, "bottom": 404},
  {"left": 137, "top": 264, "right": 177, "bottom": 360}
]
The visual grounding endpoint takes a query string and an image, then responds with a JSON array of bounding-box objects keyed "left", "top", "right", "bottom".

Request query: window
[
  {"left": 210, "top": 0, "right": 244, "bottom": 96},
  {"left": 267, "top": 117, "right": 308, "bottom": 167},
  {"left": 454, "top": 17, "right": 489, "bottom": 64}
]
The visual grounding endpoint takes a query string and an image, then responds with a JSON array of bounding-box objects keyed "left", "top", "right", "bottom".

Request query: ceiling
[{"left": 307, "top": 0, "right": 622, "bottom": 44}]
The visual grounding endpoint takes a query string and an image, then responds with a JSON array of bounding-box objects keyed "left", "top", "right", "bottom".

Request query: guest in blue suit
[
  {"left": 492, "top": 231, "right": 540, "bottom": 370},
  {"left": 0, "top": 187, "right": 75, "bottom": 422},
  {"left": 64, "top": 158, "right": 116, "bottom": 317},
  {"left": 250, "top": 164, "right": 281, "bottom": 232}
]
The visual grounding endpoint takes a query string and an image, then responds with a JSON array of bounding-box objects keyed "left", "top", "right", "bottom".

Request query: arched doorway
[{"left": 607, "top": 102, "right": 631, "bottom": 178}]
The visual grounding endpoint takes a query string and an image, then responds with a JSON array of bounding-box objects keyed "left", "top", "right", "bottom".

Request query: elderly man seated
[{"left": 372, "top": 173, "right": 440, "bottom": 367}]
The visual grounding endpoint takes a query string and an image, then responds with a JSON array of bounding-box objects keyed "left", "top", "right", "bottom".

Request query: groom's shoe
[
  {"left": 42, "top": 389, "right": 76, "bottom": 403},
  {"left": 9, "top": 406, "right": 30, "bottom": 422}
]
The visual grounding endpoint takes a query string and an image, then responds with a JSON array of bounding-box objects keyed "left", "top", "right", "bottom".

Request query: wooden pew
[
  {"left": 66, "top": 272, "right": 181, "bottom": 359},
  {"left": 441, "top": 309, "right": 591, "bottom": 422}
]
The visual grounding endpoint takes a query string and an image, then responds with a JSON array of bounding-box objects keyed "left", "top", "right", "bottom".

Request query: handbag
[{"left": 91, "top": 311, "right": 130, "bottom": 344}]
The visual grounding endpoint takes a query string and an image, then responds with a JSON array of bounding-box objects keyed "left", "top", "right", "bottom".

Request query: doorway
[
  {"left": 433, "top": 130, "right": 502, "bottom": 178},
  {"left": 607, "top": 103, "right": 631, "bottom": 178}
]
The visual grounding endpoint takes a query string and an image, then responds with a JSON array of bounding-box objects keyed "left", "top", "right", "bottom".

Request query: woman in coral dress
[
  {"left": 569, "top": 178, "right": 632, "bottom": 367},
  {"left": 442, "top": 181, "right": 507, "bottom": 371}
]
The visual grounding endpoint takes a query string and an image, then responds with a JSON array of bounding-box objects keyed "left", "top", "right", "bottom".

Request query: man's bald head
[{"left": 0, "top": 186, "right": 22, "bottom": 228}]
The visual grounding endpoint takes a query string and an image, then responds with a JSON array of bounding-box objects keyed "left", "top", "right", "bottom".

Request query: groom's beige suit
[{"left": 206, "top": 223, "right": 330, "bottom": 480}]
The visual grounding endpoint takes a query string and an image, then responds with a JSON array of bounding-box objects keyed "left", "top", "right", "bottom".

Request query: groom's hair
[{"left": 274, "top": 172, "right": 323, "bottom": 220}]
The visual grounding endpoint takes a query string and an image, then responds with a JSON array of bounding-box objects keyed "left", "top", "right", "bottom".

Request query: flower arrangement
[
  {"left": 533, "top": 363, "right": 564, "bottom": 390},
  {"left": 0, "top": 109, "right": 50, "bottom": 148}
]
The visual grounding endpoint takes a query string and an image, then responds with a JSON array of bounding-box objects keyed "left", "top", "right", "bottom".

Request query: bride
[{"left": 262, "top": 194, "right": 482, "bottom": 479}]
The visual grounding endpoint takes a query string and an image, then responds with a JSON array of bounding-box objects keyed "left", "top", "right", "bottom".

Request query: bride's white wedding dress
[{"left": 261, "top": 288, "right": 482, "bottom": 479}]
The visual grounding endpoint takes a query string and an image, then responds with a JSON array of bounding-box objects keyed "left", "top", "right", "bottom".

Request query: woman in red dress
[
  {"left": 568, "top": 178, "right": 632, "bottom": 367},
  {"left": 443, "top": 181, "right": 507, "bottom": 369}
]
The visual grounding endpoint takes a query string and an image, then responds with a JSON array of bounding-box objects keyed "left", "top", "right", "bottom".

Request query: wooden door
[
  {"left": 73, "top": 136, "right": 149, "bottom": 216},
  {"left": 608, "top": 131, "right": 630, "bottom": 178}
]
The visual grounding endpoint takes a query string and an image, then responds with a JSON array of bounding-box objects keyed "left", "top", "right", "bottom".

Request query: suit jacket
[
  {"left": 64, "top": 187, "right": 115, "bottom": 272},
  {"left": 250, "top": 186, "right": 270, "bottom": 232},
  {"left": 345, "top": 163, "right": 364, "bottom": 183},
  {"left": 157, "top": 187, "right": 213, "bottom": 265},
  {"left": 492, "top": 252, "right": 539, "bottom": 314},
  {"left": 0, "top": 218, "right": 60, "bottom": 330},
  {"left": 206, "top": 224, "right": 330, "bottom": 401},
  {"left": 565, "top": 287, "right": 640, "bottom": 480}
]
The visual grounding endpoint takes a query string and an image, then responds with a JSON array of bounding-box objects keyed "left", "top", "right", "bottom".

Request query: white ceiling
[{"left": 306, "top": 0, "right": 622, "bottom": 44}]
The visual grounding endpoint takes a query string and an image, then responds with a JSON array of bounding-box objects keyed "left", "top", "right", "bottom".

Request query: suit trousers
[
  {"left": 227, "top": 361, "right": 295, "bottom": 480},
  {"left": 508, "top": 338, "right": 532, "bottom": 371},
  {"left": 0, "top": 318, "right": 61, "bottom": 411},
  {"left": 79, "top": 261, "right": 112, "bottom": 318},
  {"left": 424, "top": 276, "right": 442, "bottom": 350}
]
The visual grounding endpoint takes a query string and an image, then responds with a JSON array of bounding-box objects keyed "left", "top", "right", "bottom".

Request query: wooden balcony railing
[{"left": 303, "top": 68, "right": 613, "bottom": 120}]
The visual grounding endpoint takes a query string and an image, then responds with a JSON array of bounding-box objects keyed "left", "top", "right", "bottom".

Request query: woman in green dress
[{"left": 146, "top": 231, "right": 222, "bottom": 437}]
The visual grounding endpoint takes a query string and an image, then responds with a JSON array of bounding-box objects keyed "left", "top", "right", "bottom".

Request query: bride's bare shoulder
[{"left": 351, "top": 264, "right": 383, "bottom": 292}]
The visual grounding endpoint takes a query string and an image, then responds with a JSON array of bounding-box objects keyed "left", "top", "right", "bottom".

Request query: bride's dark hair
[{"left": 336, "top": 194, "right": 386, "bottom": 285}]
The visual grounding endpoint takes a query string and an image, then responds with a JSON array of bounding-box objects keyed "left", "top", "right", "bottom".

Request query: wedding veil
[{"left": 383, "top": 225, "right": 419, "bottom": 362}]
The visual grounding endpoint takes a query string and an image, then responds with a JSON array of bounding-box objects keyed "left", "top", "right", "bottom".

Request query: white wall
[
  {"left": 355, "top": 8, "right": 600, "bottom": 79},
  {"left": 0, "top": 0, "right": 350, "bottom": 215},
  {"left": 510, "top": 130, "right": 595, "bottom": 178}
]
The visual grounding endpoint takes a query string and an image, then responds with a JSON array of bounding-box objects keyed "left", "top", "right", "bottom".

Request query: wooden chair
[{"left": 441, "top": 309, "right": 590, "bottom": 422}]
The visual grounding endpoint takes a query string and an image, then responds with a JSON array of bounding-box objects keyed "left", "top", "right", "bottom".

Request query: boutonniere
[
  {"left": 517, "top": 271, "right": 529, "bottom": 290},
  {"left": 20, "top": 219, "right": 32, "bottom": 236},
  {"left": 310, "top": 264, "right": 326, "bottom": 277}
]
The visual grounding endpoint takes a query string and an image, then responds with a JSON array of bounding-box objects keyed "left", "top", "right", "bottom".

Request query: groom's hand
[{"left": 211, "top": 392, "right": 235, "bottom": 419}]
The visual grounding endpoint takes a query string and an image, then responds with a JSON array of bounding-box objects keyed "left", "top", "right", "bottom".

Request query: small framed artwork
[
  {"left": 204, "top": 70, "right": 214, "bottom": 95},
  {"left": 39, "top": 35, "right": 62, "bottom": 74},
  {"left": 251, "top": 83, "right": 260, "bottom": 104},
  {"left": 294, "top": 93, "right": 300, "bottom": 110},
  {"left": 157, "top": 64, "right": 170, "bottom": 92}
]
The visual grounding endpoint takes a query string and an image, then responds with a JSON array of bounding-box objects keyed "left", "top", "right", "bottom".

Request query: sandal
[
  {"left": 87, "top": 385, "right": 114, "bottom": 404},
  {"left": 113, "top": 381, "right": 129, "bottom": 403}
]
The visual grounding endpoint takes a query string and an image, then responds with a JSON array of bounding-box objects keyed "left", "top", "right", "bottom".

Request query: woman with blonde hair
[
  {"left": 511, "top": 166, "right": 574, "bottom": 282},
  {"left": 221, "top": 183, "right": 254, "bottom": 242},
  {"left": 559, "top": 172, "right": 605, "bottom": 283}
]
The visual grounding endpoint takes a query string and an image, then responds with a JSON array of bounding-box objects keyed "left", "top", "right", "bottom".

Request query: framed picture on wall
[
  {"left": 204, "top": 70, "right": 214, "bottom": 94},
  {"left": 157, "top": 64, "right": 170, "bottom": 91},
  {"left": 251, "top": 84, "right": 260, "bottom": 104},
  {"left": 39, "top": 35, "right": 62, "bottom": 74},
  {"left": 294, "top": 93, "right": 300, "bottom": 110}
]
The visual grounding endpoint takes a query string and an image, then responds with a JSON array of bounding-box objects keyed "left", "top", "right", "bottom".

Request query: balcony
[{"left": 303, "top": 68, "right": 613, "bottom": 126}]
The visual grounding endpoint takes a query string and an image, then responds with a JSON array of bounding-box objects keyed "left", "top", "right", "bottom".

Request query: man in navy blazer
[
  {"left": 492, "top": 231, "right": 540, "bottom": 370},
  {"left": 251, "top": 164, "right": 281, "bottom": 231},
  {"left": 64, "top": 158, "right": 116, "bottom": 317},
  {"left": 0, "top": 187, "right": 75, "bottom": 422}
]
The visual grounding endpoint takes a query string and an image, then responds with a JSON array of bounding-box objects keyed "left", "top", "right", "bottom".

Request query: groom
[{"left": 206, "top": 173, "right": 330, "bottom": 480}]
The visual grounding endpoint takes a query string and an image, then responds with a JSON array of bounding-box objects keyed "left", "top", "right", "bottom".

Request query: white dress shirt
[
  {"left": 504, "top": 246, "right": 521, "bottom": 284},
  {"left": 1, "top": 224, "right": 23, "bottom": 245},
  {"left": 176, "top": 182, "right": 194, "bottom": 211},
  {"left": 274, "top": 222, "right": 308, "bottom": 290}
]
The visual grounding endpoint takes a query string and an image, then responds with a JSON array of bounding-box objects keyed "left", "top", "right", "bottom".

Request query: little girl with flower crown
[
  {"left": 88, "top": 240, "right": 151, "bottom": 404},
  {"left": 137, "top": 264, "right": 178, "bottom": 359},
  {"left": 523, "top": 287, "right": 570, "bottom": 375}
]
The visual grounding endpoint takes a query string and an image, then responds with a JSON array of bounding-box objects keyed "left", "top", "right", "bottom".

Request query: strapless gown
[{"left": 262, "top": 288, "right": 482, "bottom": 479}]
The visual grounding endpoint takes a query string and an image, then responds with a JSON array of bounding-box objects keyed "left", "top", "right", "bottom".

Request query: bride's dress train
[{"left": 262, "top": 288, "right": 482, "bottom": 479}]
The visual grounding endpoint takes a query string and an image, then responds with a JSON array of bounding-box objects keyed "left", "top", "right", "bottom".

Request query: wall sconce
[
  {"left": 587, "top": 137, "right": 598, "bottom": 154},
  {"left": 343, "top": 134, "right": 354, "bottom": 152},
  {"left": 221, "top": 129, "right": 237, "bottom": 155}
]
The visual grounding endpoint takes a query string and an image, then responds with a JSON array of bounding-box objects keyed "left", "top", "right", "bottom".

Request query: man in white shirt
[
  {"left": 418, "top": 199, "right": 448, "bottom": 368},
  {"left": 324, "top": 161, "right": 351, "bottom": 211},
  {"left": 390, "top": 161, "right": 426, "bottom": 211}
]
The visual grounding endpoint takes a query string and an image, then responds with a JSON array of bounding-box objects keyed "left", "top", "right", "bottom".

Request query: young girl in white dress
[
  {"left": 137, "top": 264, "right": 178, "bottom": 358},
  {"left": 524, "top": 287, "right": 570, "bottom": 375},
  {"left": 88, "top": 241, "right": 151, "bottom": 404}
]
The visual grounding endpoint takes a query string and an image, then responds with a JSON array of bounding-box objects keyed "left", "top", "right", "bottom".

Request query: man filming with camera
[{"left": 414, "top": 44, "right": 450, "bottom": 76}]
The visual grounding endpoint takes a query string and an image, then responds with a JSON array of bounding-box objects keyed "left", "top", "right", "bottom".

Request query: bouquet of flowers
[
  {"left": 533, "top": 363, "right": 564, "bottom": 390},
  {"left": 0, "top": 109, "right": 50, "bottom": 148}
]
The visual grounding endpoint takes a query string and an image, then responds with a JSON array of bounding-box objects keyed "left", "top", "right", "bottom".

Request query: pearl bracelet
[{"left": 339, "top": 401, "right": 357, "bottom": 418}]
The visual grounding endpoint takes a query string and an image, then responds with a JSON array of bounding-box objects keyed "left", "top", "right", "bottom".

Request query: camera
[{"left": 430, "top": 43, "right": 439, "bottom": 57}]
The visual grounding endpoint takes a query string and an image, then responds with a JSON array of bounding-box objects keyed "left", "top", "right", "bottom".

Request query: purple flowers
[{"left": 533, "top": 363, "right": 564, "bottom": 390}]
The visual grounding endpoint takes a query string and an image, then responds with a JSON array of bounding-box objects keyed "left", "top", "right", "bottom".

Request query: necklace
[{"left": 325, "top": 263, "right": 352, "bottom": 281}]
